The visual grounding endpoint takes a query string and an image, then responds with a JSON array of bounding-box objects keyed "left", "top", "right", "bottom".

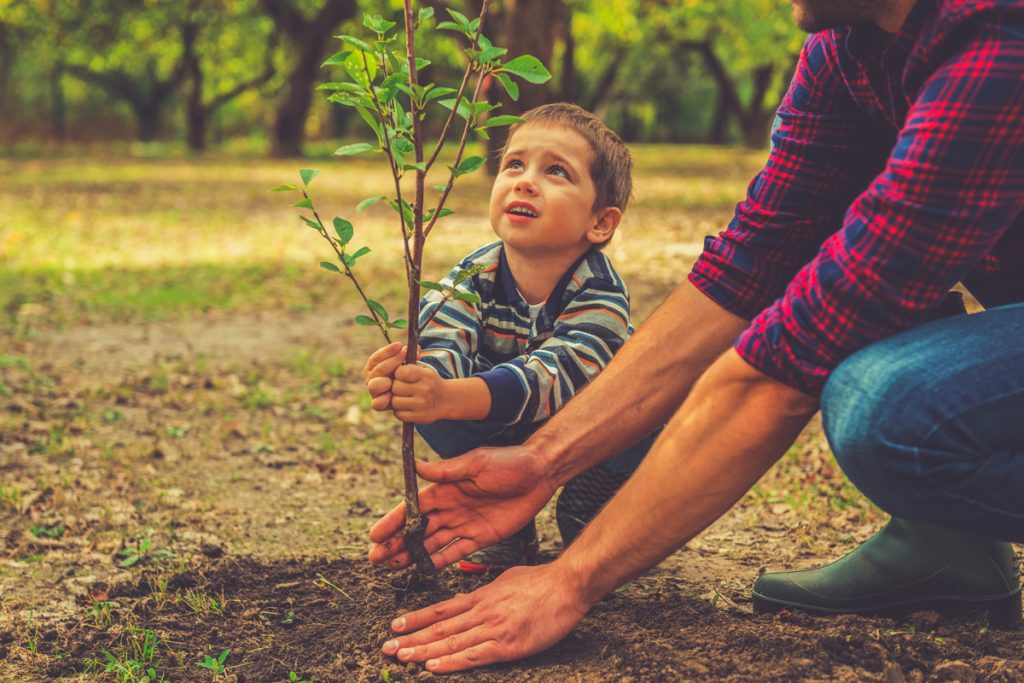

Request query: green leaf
[
  {"left": 319, "top": 261, "right": 340, "bottom": 273},
  {"left": 321, "top": 50, "right": 352, "bottom": 67},
  {"left": 436, "top": 21, "right": 463, "bottom": 33},
  {"left": 453, "top": 264, "right": 486, "bottom": 285},
  {"left": 498, "top": 55, "right": 552, "bottom": 84},
  {"left": 363, "top": 14, "right": 396, "bottom": 34},
  {"left": 333, "top": 217, "right": 353, "bottom": 245},
  {"left": 300, "top": 216, "right": 322, "bottom": 230},
  {"left": 403, "top": 161, "right": 427, "bottom": 173},
  {"left": 433, "top": 184, "right": 448, "bottom": 193},
  {"left": 270, "top": 184, "right": 297, "bottom": 192},
  {"left": 342, "top": 253, "right": 356, "bottom": 268},
  {"left": 356, "top": 195, "right": 386, "bottom": 212},
  {"left": 334, "top": 142, "right": 376, "bottom": 157},
  {"left": 480, "top": 115, "right": 525, "bottom": 129},
  {"left": 415, "top": 57, "right": 431, "bottom": 71},
  {"left": 390, "top": 319, "right": 408, "bottom": 329},
  {"left": 351, "top": 246, "right": 372, "bottom": 260},
  {"left": 437, "top": 98, "right": 471, "bottom": 121},
  {"left": 445, "top": 8, "right": 470, "bottom": 27},
  {"left": 451, "top": 155, "right": 486, "bottom": 177},
  {"left": 495, "top": 72, "right": 519, "bottom": 101},
  {"left": 292, "top": 198, "right": 313, "bottom": 209},
  {"left": 299, "top": 169, "right": 320, "bottom": 186},
  {"left": 120, "top": 555, "right": 139, "bottom": 568},
  {"left": 418, "top": 281, "right": 445, "bottom": 292},
  {"left": 367, "top": 300, "right": 389, "bottom": 322},
  {"left": 355, "top": 315, "right": 377, "bottom": 326},
  {"left": 424, "top": 86, "right": 457, "bottom": 104},
  {"left": 340, "top": 35, "right": 373, "bottom": 53},
  {"left": 317, "top": 82, "right": 365, "bottom": 93},
  {"left": 418, "top": 6, "right": 434, "bottom": 23},
  {"left": 454, "top": 291, "right": 482, "bottom": 304}
]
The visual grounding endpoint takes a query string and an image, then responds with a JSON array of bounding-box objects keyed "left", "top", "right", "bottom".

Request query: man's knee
[{"left": 821, "top": 348, "right": 922, "bottom": 507}]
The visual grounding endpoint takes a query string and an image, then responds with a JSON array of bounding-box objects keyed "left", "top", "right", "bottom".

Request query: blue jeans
[
  {"left": 417, "top": 419, "right": 655, "bottom": 475},
  {"left": 821, "top": 301, "right": 1024, "bottom": 543}
]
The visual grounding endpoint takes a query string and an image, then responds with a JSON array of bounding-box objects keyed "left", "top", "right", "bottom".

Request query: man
[{"left": 368, "top": 0, "right": 1024, "bottom": 673}]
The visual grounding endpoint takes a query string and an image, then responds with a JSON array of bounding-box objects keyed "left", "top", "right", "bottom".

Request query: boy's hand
[
  {"left": 391, "top": 364, "right": 449, "bottom": 424},
  {"left": 363, "top": 342, "right": 405, "bottom": 412}
]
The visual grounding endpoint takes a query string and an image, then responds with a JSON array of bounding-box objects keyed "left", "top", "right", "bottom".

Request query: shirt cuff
[{"left": 477, "top": 366, "right": 528, "bottom": 423}]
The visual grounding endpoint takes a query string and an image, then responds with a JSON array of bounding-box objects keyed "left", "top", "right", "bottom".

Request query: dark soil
[
  {"left": 3, "top": 310, "right": 1022, "bottom": 683},
  {"left": 20, "top": 556, "right": 1023, "bottom": 683}
]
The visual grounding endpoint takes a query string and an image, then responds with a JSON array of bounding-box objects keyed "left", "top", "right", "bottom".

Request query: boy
[{"left": 363, "top": 103, "right": 653, "bottom": 572}]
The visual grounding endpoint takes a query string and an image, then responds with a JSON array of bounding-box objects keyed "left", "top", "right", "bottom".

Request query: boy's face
[{"left": 489, "top": 124, "right": 616, "bottom": 259}]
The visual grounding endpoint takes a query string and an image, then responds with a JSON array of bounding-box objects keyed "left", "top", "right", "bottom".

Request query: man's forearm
[
  {"left": 531, "top": 279, "right": 748, "bottom": 486},
  {"left": 558, "top": 350, "right": 819, "bottom": 604}
]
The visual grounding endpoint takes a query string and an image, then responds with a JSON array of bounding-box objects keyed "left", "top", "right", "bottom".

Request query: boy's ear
[{"left": 587, "top": 206, "right": 623, "bottom": 245}]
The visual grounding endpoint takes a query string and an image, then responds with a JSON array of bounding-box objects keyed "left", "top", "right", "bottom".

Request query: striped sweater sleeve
[
  {"left": 416, "top": 264, "right": 482, "bottom": 380},
  {"left": 481, "top": 278, "right": 630, "bottom": 425}
]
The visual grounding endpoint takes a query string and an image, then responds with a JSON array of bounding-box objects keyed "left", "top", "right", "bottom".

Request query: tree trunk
[
  {"left": 50, "top": 63, "right": 66, "bottom": 143},
  {"left": 484, "top": 0, "right": 563, "bottom": 173},
  {"left": 183, "top": 21, "right": 206, "bottom": 152},
  {"left": 738, "top": 65, "right": 775, "bottom": 148},
  {"left": 263, "top": 0, "right": 357, "bottom": 158},
  {"left": 708, "top": 86, "right": 730, "bottom": 145},
  {"left": 272, "top": 50, "right": 319, "bottom": 157}
]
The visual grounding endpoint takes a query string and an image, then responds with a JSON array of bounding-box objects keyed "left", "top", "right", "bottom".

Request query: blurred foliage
[{"left": 0, "top": 0, "right": 803, "bottom": 150}]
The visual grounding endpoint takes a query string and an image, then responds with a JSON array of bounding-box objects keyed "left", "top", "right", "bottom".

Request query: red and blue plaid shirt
[{"left": 690, "top": 0, "right": 1024, "bottom": 395}]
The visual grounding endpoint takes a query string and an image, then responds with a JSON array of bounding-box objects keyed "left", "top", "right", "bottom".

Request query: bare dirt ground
[{"left": 2, "top": 306, "right": 1022, "bottom": 683}]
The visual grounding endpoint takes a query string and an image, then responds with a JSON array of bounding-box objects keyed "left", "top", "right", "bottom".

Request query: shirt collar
[{"left": 496, "top": 244, "right": 591, "bottom": 318}]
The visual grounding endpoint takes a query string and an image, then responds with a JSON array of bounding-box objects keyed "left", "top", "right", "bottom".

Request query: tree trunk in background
[
  {"left": 50, "top": 63, "right": 66, "bottom": 143},
  {"left": 484, "top": 0, "right": 563, "bottom": 173},
  {"left": 262, "top": 0, "right": 357, "bottom": 157},
  {"left": 708, "top": 86, "right": 730, "bottom": 145}
]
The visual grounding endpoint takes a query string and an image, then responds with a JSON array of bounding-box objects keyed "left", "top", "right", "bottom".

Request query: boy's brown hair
[{"left": 503, "top": 102, "right": 633, "bottom": 215}]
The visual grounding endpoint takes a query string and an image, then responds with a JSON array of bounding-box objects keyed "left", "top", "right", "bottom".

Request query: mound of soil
[{"left": 40, "top": 557, "right": 1024, "bottom": 682}]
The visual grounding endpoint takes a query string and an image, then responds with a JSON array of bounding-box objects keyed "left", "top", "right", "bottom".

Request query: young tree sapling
[{"left": 273, "top": 1, "right": 551, "bottom": 585}]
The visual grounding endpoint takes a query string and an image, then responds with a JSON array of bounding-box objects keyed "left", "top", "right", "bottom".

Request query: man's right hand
[{"left": 368, "top": 445, "right": 558, "bottom": 570}]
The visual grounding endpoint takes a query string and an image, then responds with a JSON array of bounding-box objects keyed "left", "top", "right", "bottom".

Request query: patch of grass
[
  {"left": 91, "top": 625, "right": 167, "bottom": 683},
  {"left": 116, "top": 536, "right": 176, "bottom": 568},
  {"left": 88, "top": 599, "right": 116, "bottom": 630},
  {"left": 30, "top": 522, "right": 66, "bottom": 539},
  {"left": 182, "top": 588, "right": 224, "bottom": 616},
  {"left": 0, "top": 485, "right": 23, "bottom": 512},
  {"left": 195, "top": 647, "right": 230, "bottom": 676}
]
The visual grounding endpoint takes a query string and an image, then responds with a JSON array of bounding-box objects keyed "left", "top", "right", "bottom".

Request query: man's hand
[
  {"left": 381, "top": 562, "right": 590, "bottom": 673},
  {"left": 363, "top": 342, "right": 406, "bottom": 412},
  {"left": 368, "top": 446, "right": 557, "bottom": 570},
  {"left": 391, "top": 363, "right": 448, "bottom": 424}
]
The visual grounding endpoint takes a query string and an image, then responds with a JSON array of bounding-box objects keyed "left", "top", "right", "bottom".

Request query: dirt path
[{"left": 2, "top": 312, "right": 1022, "bottom": 682}]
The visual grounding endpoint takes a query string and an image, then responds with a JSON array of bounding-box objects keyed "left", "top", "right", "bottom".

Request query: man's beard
[{"left": 791, "top": 0, "right": 889, "bottom": 32}]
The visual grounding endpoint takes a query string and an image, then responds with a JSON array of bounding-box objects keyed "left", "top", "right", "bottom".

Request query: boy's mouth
[{"left": 505, "top": 201, "right": 539, "bottom": 219}]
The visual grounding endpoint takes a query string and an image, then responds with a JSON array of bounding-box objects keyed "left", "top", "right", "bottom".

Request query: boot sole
[{"left": 752, "top": 586, "right": 1022, "bottom": 628}]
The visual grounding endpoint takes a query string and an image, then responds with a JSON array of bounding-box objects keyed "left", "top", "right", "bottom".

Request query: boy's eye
[
  {"left": 547, "top": 164, "right": 569, "bottom": 178},
  {"left": 504, "top": 159, "right": 524, "bottom": 170}
]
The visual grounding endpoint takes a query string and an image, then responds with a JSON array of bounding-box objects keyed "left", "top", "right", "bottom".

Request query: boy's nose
[{"left": 513, "top": 177, "right": 538, "bottom": 195}]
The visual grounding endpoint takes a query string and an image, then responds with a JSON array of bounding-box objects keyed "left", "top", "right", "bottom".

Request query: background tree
[
  {"left": 261, "top": 0, "right": 358, "bottom": 157},
  {"left": 181, "top": 0, "right": 278, "bottom": 152},
  {"left": 59, "top": 0, "right": 192, "bottom": 142}
]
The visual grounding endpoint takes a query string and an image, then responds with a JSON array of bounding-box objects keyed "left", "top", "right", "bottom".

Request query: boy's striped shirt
[{"left": 418, "top": 241, "right": 632, "bottom": 425}]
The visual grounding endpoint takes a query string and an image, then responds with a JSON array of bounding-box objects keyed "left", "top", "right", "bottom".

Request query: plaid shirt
[
  {"left": 418, "top": 241, "right": 632, "bottom": 425},
  {"left": 690, "top": 0, "right": 1024, "bottom": 395}
]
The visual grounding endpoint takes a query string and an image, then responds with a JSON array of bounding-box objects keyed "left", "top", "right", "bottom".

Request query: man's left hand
[{"left": 382, "top": 562, "right": 590, "bottom": 673}]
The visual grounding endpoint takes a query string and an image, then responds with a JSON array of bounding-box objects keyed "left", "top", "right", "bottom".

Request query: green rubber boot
[{"left": 752, "top": 518, "right": 1022, "bottom": 626}]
